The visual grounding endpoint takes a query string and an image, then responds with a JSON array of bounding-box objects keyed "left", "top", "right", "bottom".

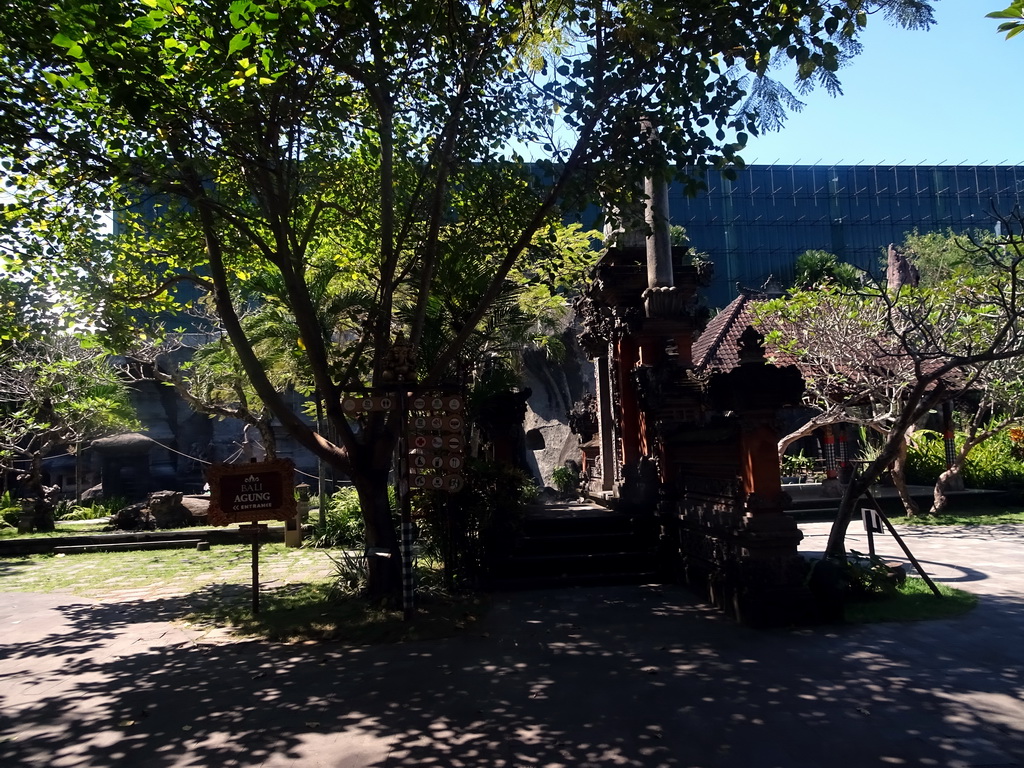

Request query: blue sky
[{"left": 742, "top": 1, "right": 1023, "bottom": 166}]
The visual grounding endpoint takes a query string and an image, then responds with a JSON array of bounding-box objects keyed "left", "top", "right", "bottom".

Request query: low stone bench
[{"left": 53, "top": 539, "right": 204, "bottom": 555}]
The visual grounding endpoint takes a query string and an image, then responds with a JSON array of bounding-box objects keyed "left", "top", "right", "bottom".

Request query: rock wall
[
  {"left": 75, "top": 381, "right": 321, "bottom": 501},
  {"left": 520, "top": 325, "right": 595, "bottom": 488}
]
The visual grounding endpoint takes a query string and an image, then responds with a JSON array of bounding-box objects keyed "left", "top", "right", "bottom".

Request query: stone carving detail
[
  {"left": 574, "top": 295, "right": 615, "bottom": 358},
  {"left": 693, "top": 257, "right": 715, "bottom": 287},
  {"left": 567, "top": 393, "right": 598, "bottom": 443},
  {"left": 381, "top": 332, "right": 415, "bottom": 383},
  {"left": 608, "top": 348, "right": 624, "bottom": 477},
  {"left": 631, "top": 364, "right": 659, "bottom": 413},
  {"left": 642, "top": 285, "right": 687, "bottom": 318},
  {"left": 613, "top": 305, "right": 646, "bottom": 335},
  {"left": 887, "top": 243, "right": 920, "bottom": 291},
  {"left": 108, "top": 490, "right": 202, "bottom": 530}
]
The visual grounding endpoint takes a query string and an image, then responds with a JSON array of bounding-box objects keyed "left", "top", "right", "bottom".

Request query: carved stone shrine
[{"left": 575, "top": 175, "right": 817, "bottom": 626}]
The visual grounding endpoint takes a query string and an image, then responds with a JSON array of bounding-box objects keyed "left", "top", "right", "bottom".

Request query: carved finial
[
  {"left": 761, "top": 275, "right": 784, "bottom": 298},
  {"left": 887, "top": 244, "right": 920, "bottom": 291}
]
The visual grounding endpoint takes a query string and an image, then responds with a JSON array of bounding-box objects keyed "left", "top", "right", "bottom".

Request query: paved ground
[{"left": 1, "top": 521, "right": 1023, "bottom": 768}]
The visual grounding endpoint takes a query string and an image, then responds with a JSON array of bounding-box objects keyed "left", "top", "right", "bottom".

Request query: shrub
[
  {"left": 310, "top": 465, "right": 536, "bottom": 588},
  {"left": 1, "top": 491, "right": 19, "bottom": 528},
  {"left": 55, "top": 498, "right": 124, "bottom": 521},
  {"left": 309, "top": 487, "right": 366, "bottom": 549},
  {"left": 781, "top": 449, "right": 817, "bottom": 478},
  {"left": 307, "top": 486, "right": 400, "bottom": 550},
  {"left": 414, "top": 459, "right": 536, "bottom": 587},
  {"left": 807, "top": 551, "right": 905, "bottom": 606},
  {"left": 904, "top": 431, "right": 945, "bottom": 484},
  {"left": 325, "top": 548, "right": 369, "bottom": 597},
  {"left": 906, "top": 428, "right": 1024, "bottom": 489},
  {"left": 550, "top": 464, "right": 580, "bottom": 496},
  {"left": 793, "top": 249, "right": 860, "bottom": 289},
  {"left": 845, "top": 550, "right": 905, "bottom": 599}
]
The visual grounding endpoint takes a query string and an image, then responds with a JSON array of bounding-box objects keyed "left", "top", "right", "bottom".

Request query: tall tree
[
  {"left": 759, "top": 209, "right": 1024, "bottom": 558},
  {"left": 0, "top": 0, "right": 935, "bottom": 597},
  {"left": 759, "top": 282, "right": 928, "bottom": 516},
  {"left": 0, "top": 330, "right": 139, "bottom": 530},
  {"left": 898, "top": 229, "right": 985, "bottom": 288},
  {"left": 897, "top": 228, "right": 1024, "bottom": 511}
]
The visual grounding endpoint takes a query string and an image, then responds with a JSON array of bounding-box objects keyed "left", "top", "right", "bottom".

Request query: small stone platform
[{"left": 0, "top": 525, "right": 287, "bottom": 557}]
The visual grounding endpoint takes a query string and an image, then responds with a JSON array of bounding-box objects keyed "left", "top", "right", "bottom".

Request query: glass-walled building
[{"left": 669, "top": 164, "right": 1024, "bottom": 307}]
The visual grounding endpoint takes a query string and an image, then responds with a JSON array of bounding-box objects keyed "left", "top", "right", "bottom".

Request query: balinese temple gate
[{"left": 575, "top": 174, "right": 817, "bottom": 626}]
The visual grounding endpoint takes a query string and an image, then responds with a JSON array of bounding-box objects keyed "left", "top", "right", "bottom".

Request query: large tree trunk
[
  {"left": 932, "top": 467, "right": 965, "bottom": 513},
  {"left": 826, "top": 473, "right": 870, "bottom": 560},
  {"left": 826, "top": 437, "right": 905, "bottom": 559},
  {"left": 349, "top": 461, "right": 402, "bottom": 604},
  {"left": 891, "top": 429, "right": 919, "bottom": 517},
  {"left": 933, "top": 428, "right": 991, "bottom": 513},
  {"left": 826, "top": 385, "right": 943, "bottom": 559},
  {"left": 340, "top": 417, "right": 404, "bottom": 603},
  {"left": 25, "top": 453, "right": 55, "bottom": 532}
]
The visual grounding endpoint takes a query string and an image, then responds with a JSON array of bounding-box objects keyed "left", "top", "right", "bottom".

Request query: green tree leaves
[
  {"left": 0, "top": 0, "right": 939, "bottom": 596},
  {"left": 989, "top": 2, "right": 1024, "bottom": 39},
  {"left": 0, "top": 331, "right": 139, "bottom": 482},
  {"left": 792, "top": 249, "right": 860, "bottom": 289}
]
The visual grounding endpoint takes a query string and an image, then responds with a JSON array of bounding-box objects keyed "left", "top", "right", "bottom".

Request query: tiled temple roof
[{"left": 692, "top": 291, "right": 960, "bottom": 399}]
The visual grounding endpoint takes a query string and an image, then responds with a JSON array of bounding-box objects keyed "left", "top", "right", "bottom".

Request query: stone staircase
[{"left": 486, "top": 502, "right": 661, "bottom": 590}]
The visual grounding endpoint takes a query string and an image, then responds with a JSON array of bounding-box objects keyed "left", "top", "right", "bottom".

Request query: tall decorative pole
[
  {"left": 942, "top": 401, "right": 956, "bottom": 472},
  {"left": 397, "top": 387, "right": 415, "bottom": 621},
  {"left": 385, "top": 334, "right": 417, "bottom": 621},
  {"left": 645, "top": 169, "right": 673, "bottom": 290},
  {"left": 821, "top": 424, "right": 842, "bottom": 497}
]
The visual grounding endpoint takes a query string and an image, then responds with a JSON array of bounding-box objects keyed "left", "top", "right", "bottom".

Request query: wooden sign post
[{"left": 205, "top": 458, "right": 297, "bottom": 615}]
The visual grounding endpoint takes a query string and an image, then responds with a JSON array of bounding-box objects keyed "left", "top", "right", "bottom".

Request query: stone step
[
  {"left": 491, "top": 549, "right": 653, "bottom": 578},
  {"left": 486, "top": 570, "right": 659, "bottom": 591},
  {"left": 513, "top": 530, "right": 648, "bottom": 556},
  {"left": 486, "top": 503, "right": 662, "bottom": 590},
  {"left": 53, "top": 539, "right": 205, "bottom": 554}
]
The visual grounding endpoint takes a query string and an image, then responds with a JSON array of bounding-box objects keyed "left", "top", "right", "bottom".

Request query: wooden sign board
[
  {"left": 861, "top": 507, "right": 884, "bottom": 534},
  {"left": 206, "top": 458, "right": 297, "bottom": 526},
  {"left": 342, "top": 395, "right": 396, "bottom": 414},
  {"left": 409, "top": 473, "right": 465, "bottom": 492}
]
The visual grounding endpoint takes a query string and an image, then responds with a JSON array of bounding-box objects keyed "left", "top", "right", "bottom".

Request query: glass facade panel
[{"left": 670, "top": 164, "right": 1024, "bottom": 307}]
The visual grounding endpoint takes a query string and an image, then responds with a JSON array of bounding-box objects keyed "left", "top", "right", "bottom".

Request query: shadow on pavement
[{"left": 2, "top": 582, "right": 1024, "bottom": 767}]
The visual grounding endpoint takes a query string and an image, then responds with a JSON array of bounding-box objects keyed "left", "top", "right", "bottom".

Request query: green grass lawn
[
  {"left": 0, "top": 520, "right": 268, "bottom": 539},
  {"left": 839, "top": 506, "right": 999, "bottom": 623},
  {"left": 181, "top": 579, "right": 487, "bottom": 644},
  {"left": 845, "top": 577, "right": 978, "bottom": 623},
  {"left": 0, "top": 521, "right": 112, "bottom": 538},
  {"left": 0, "top": 543, "right": 485, "bottom": 643},
  {"left": 889, "top": 506, "right": 1024, "bottom": 526},
  {"left": 2, "top": 505, "right": 1008, "bottom": 641},
  {"left": 0, "top": 542, "right": 335, "bottom": 595}
]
